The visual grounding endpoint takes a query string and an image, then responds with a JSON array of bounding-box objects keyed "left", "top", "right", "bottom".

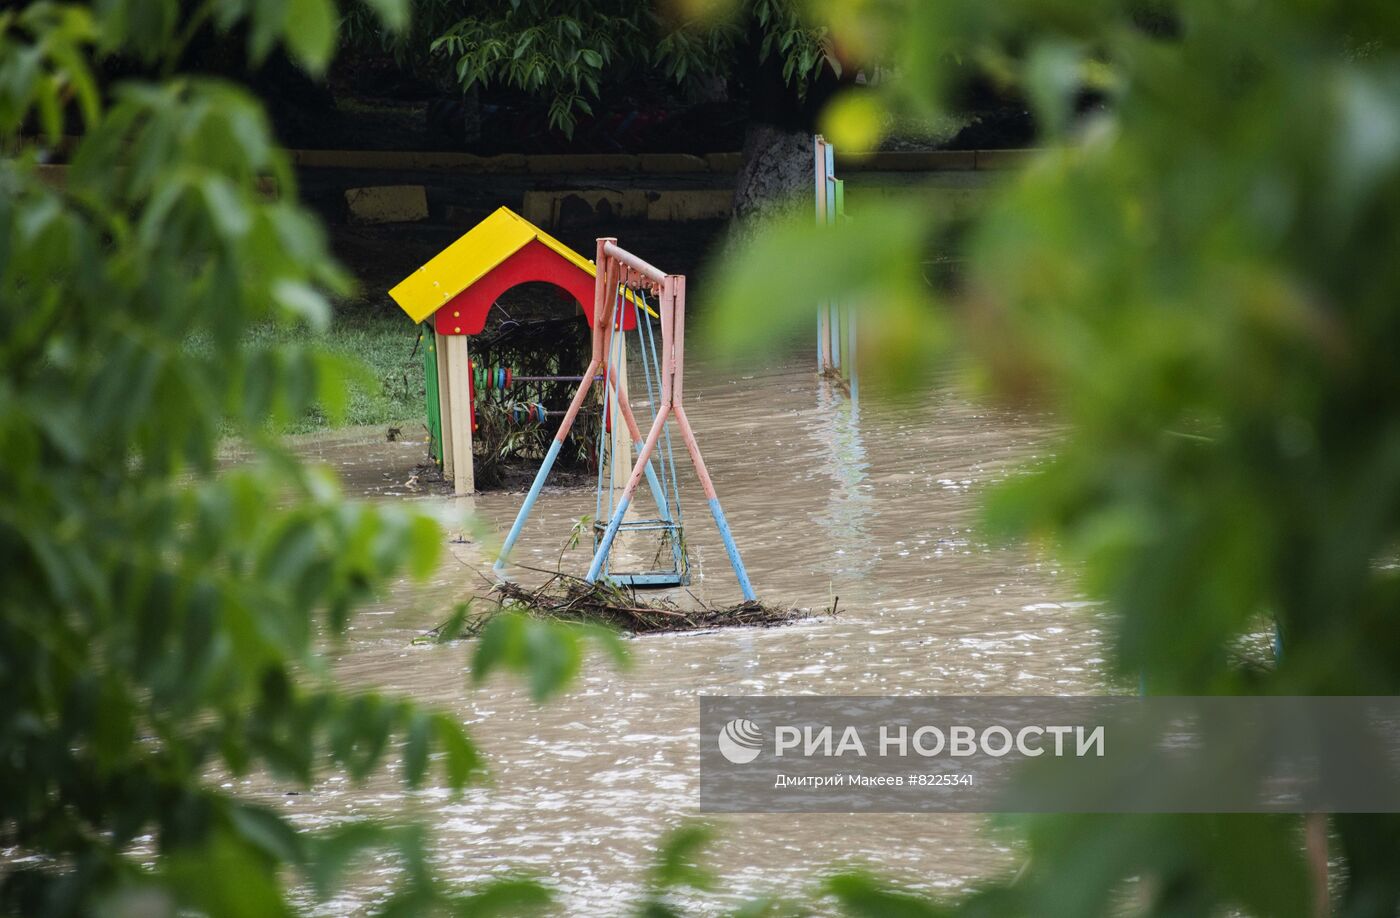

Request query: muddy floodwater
[{"left": 259, "top": 357, "right": 1108, "bottom": 915}]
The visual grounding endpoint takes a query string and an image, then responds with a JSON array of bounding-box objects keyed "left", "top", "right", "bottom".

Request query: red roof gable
[{"left": 432, "top": 239, "right": 638, "bottom": 336}]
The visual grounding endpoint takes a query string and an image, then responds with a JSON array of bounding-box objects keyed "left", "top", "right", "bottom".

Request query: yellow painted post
[
  {"left": 445, "top": 335, "right": 475, "bottom": 495},
  {"left": 436, "top": 331, "right": 455, "bottom": 479},
  {"left": 611, "top": 332, "right": 632, "bottom": 494}
]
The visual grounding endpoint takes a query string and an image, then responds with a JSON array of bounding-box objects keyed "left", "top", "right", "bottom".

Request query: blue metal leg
[
  {"left": 823, "top": 303, "right": 834, "bottom": 372},
  {"left": 492, "top": 438, "right": 563, "bottom": 579},
  {"left": 709, "top": 497, "right": 756, "bottom": 601},
  {"left": 586, "top": 494, "right": 631, "bottom": 583},
  {"left": 638, "top": 441, "right": 672, "bottom": 521},
  {"left": 847, "top": 304, "right": 858, "bottom": 405}
]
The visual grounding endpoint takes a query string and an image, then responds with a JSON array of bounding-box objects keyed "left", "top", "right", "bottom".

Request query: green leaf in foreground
[
  {"left": 471, "top": 611, "right": 629, "bottom": 701},
  {"left": 703, "top": 203, "right": 949, "bottom": 393}
]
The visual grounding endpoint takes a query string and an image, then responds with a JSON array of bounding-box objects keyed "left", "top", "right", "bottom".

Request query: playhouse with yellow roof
[{"left": 388, "top": 207, "right": 639, "bottom": 495}]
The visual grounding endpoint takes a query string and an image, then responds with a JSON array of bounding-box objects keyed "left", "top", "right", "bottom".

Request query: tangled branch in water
[{"left": 441, "top": 572, "right": 828, "bottom": 636}]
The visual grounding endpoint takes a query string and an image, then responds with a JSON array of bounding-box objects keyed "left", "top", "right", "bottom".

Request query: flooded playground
[{"left": 256, "top": 354, "right": 1109, "bottom": 914}]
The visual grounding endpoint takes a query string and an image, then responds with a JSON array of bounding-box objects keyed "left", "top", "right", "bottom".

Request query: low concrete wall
[
  {"left": 844, "top": 172, "right": 995, "bottom": 223},
  {"left": 345, "top": 185, "right": 429, "bottom": 224},
  {"left": 520, "top": 188, "right": 734, "bottom": 226},
  {"left": 290, "top": 146, "right": 1029, "bottom": 230},
  {"left": 291, "top": 148, "right": 1032, "bottom": 176}
]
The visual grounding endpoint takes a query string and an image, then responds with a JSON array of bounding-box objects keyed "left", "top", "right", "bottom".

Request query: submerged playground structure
[
  {"left": 387, "top": 134, "right": 863, "bottom": 598},
  {"left": 389, "top": 211, "right": 756, "bottom": 600},
  {"left": 815, "top": 135, "right": 858, "bottom": 398},
  {"left": 385, "top": 132, "right": 866, "bottom": 599},
  {"left": 391, "top": 135, "right": 858, "bottom": 498},
  {"left": 389, "top": 207, "right": 639, "bottom": 496}
]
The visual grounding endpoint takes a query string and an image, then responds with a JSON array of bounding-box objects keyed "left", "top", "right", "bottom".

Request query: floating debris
[{"left": 466, "top": 573, "right": 825, "bottom": 636}]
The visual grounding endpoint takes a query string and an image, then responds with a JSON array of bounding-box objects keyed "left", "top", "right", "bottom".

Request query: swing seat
[
  {"left": 593, "top": 517, "right": 688, "bottom": 588},
  {"left": 610, "top": 570, "right": 687, "bottom": 588}
]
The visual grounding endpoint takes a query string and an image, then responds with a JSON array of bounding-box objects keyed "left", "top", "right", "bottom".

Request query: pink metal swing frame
[{"left": 491, "top": 238, "right": 755, "bottom": 601}]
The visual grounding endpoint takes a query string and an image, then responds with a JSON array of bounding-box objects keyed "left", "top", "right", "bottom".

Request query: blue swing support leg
[
  {"left": 492, "top": 438, "right": 563, "bottom": 580},
  {"left": 492, "top": 353, "right": 602, "bottom": 578},
  {"left": 708, "top": 496, "right": 755, "bottom": 602},
  {"left": 585, "top": 269, "right": 756, "bottom": 602}
]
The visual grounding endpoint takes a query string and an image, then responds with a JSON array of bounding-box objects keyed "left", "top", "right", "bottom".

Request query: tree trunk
[
  {"left": 732, "top": 123, "right": 813, "bottom": 224},
  {"left": 728, "top": 16, "right": 848, "bottom": 231}
]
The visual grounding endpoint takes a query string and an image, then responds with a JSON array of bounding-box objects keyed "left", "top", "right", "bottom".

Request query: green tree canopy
[
  {"left": 0, "top": 2, "right": 622, "bottom": 913},
  {"left": 341, "top": 0, "right": 834, "bottom": 136}
]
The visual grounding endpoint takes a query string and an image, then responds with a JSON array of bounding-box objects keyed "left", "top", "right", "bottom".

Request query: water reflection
[{"left": 808, "top": 379, "right": 876, "bottom": 596}]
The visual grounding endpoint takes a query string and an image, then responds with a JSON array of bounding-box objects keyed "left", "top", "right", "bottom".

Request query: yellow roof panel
[
  {"left": 388, "top": 205, "right": 654, "bottom": 323},
  {"left": 389, "top": 206, "right": 600, "bottom": 323}
]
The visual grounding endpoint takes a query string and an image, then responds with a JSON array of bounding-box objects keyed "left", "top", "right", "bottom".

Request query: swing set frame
[
  {"left": 592, "top": 273, "right": 687, "bottom": 587},
  {"left": 492, "top": 237, "right": 756, "bottom": 602}
]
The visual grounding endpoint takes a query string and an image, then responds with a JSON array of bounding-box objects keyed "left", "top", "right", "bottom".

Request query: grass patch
[{"left": 248, "top": 310, "right": 425, "bottom": 434}]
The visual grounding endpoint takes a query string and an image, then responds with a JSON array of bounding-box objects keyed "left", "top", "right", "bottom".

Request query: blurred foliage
[
  {"left": 710, "top": 0, "right": 1400, "bottom": 914},
  {"left": 471, "top": 611, "right": 629, "bottom": 702},
  {"left": 630, "top": 824, "right": 807, "bottom": 918},
  {"left": 0, "top": 1, "right": 625, "bottom": 914},
  {"left": 359, "top": 0, "right": 832, "bottom": 136}
]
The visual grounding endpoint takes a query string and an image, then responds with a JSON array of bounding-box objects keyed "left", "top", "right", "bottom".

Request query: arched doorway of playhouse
[
  {"left": 427, "top": 256, "right": 641, "bottom": 494},
  {"left": 431, "top": 239, "right": 636, "bottom": 336},
  {"left": 454, "top": 280, "right": 599, "bottom": 491}
]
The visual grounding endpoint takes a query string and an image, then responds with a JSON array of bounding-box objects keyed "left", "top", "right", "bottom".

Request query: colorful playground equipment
[
  {"left": 814, "top": 135, "right": 858, "bottom": 399},
  {"left": 493, "top": 237, "right": 756, "bottom": 601},
  {"left": 389, "top": 207, "right": 638, "bottom": 494},
  {"left": 587, "top": 278, "right": 688, "bottom": 588}
]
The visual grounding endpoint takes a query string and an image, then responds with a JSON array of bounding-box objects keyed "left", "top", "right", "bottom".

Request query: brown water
[{"left": 257, "top": 357, "right": 1107, "bottom": 915}]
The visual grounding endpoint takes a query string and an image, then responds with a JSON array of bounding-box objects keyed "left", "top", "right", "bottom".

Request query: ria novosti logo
[
  {"left": 717, "top": 718, "right": 764, "bottom": 764},
  {"left": 715, "top": 716, "right": 1108, "bottom": 766}
]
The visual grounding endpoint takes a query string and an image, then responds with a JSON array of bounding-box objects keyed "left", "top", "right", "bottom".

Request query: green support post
[{"left": 422, "top": 324, "right": 443, "bottom": 464}]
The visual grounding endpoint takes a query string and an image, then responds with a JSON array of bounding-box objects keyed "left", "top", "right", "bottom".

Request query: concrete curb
[
  {"left": 521, "top": 188, "right": 733, "bottom": 226},
  {"left": 289, "top": 148, "right": 1036, "bottom": 175}
]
